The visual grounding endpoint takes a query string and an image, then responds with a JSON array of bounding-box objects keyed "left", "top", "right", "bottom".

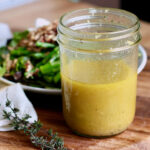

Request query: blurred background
[{"left": 0, "top": 0, "right": 149, "bottom": 31}]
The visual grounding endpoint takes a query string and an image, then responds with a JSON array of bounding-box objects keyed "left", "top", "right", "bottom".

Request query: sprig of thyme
[{"left": 2, "top": 99, "right": 66, "bottom": 150}]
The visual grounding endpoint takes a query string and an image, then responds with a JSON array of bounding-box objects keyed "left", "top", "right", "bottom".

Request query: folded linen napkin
[{"left": 0, "top": 83, "right": 38, "bottom": 131}]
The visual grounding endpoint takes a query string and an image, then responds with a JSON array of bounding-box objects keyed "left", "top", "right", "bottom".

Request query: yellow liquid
[{"left": 62, "top": 59, "right": 137, "bottom": 137}]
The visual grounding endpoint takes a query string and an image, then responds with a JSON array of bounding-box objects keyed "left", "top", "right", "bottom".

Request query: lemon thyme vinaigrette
[{"left": 57, "top": 8, "right": 141, "bottom": 137}]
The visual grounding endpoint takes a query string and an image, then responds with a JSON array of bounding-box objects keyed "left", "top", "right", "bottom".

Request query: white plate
[
  {"left": 138, "top": 45, "right": 147, "bottom": 74},
  {"left": 0, "top": 45, "right": 147, "bottom": 94}
]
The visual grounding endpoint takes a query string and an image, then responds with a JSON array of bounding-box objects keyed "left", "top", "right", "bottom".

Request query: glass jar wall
[{"left": 57, "top": 8, "right": 141, "bottom": 137}]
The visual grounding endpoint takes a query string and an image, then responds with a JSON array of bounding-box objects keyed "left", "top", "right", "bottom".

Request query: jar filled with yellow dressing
[{"left": 57, "top": 8, "right": 141, "bottom": 137}]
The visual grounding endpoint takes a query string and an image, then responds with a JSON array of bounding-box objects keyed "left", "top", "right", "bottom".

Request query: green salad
[{"left": 0, "top": 22, "right": 61, "bottom": 88}]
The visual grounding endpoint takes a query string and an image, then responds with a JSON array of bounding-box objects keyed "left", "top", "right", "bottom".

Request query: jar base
[{"left": 69, "top": 127, "right": 128, "bottom": 138}]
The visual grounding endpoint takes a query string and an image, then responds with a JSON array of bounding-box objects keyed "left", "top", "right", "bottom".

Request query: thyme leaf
[{"left": 2, "top": 99, "right": 66, "bottom": 150}]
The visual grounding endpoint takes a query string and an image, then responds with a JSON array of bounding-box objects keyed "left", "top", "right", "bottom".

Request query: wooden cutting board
[{"left": 0, "top": 94, "right": 150, "bottom": 150}]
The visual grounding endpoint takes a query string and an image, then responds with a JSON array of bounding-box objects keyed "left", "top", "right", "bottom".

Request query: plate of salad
[
  {"left": 0, "top": 21, "right": 61, "bottom": 94},
  {"left": 0, "top": 20, "right": 147, "bottom": 94}
]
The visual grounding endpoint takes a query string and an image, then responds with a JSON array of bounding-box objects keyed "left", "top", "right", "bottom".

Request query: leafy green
[
  {"left": 40, "top": 61, "right": 60, "bottom": 75},
  {"left": 9, "top": 30, "right": 29, "bottom": 47},
  {"left": 54, "top": 72, "right": 61, "bottom": 84},
  {"left": 31, "top": 52, "right": 45, "bottom": 60},
  {"left": 36, "top": 41, "right": 55, "bottom": 48},
  {"left": 0, "top": 46, "right": 9, "bottom": 55},
  {"left": 43, "top": 76, "right": 53, "bottom": 83},
  {"left": 0, "top": 46, "right": 9, "bottom": 61},
  {"left": 10, "top": 47, "right": 31, "bottom": 58},
  {"left": 0, "top": 47, "right": 7, "bottom": 76},
  {"left": 0, "top": 66, "right": 6, "bottom": 76},
  {"left": 16, "top": 56, "right": 29, "bottom": 71},
  {"left": 13, "top": 31, "right": 29, "bottom": 41},
  {"left": 0, "top": 30, "right": 61, "bottom": 88},
  {"left": 36, "top": 46, "right": 59, "bottom": 66}
]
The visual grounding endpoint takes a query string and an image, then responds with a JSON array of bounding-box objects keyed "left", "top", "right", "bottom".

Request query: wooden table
[{"left": 0, "top": 0, "right": 150, "bottom": 149}]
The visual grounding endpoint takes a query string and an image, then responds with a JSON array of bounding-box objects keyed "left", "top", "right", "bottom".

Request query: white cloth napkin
[
  {"left": 0, "top": 83, "right": 38, "bottom": 131},
  {"left": 28, "top": 18, "right": 51, "bottom": 31},
  {"left": 0, "top": 23, "right": 12, "bottom": 47}
]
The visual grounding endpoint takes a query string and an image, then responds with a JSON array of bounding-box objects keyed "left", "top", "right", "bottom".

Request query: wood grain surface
[
  {"left": 0, "top": 95, "right": 150, "bottom": 150},
  {"left": 0, "top": 0, "right": 150, "bottom": 149}
]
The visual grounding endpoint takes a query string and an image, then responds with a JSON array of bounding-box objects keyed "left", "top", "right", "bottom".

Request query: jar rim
[
  {"left": 59, "top": 7, "right": 140, "bottom": 36},
  {"left": 58, "top": 7, "right": 141, "bottom": 52}
]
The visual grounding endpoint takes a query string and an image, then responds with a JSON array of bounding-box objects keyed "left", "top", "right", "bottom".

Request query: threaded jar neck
[{"left": 57, "top": 8, "right": 141, "bottom": 52}]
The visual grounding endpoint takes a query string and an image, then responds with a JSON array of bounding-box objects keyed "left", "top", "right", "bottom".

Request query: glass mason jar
[{"left": 57, "top": 8, "right": 141, "bottom": 137}]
